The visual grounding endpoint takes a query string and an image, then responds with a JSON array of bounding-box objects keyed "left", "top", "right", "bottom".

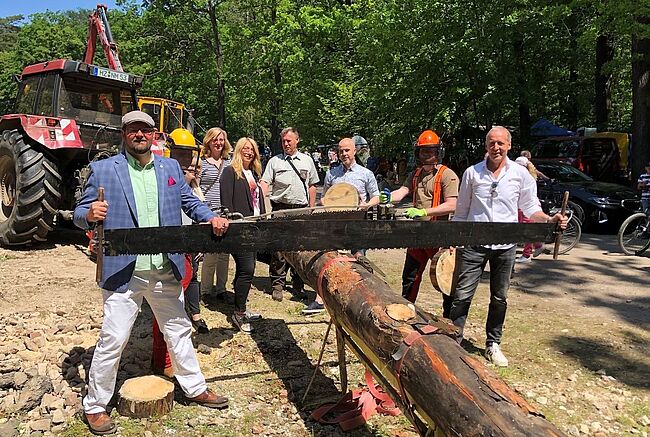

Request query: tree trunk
[
  {"left": 514, "top": 36, "right": 531, "bottom": 148},
  {"left": 632, "top": 17, "right": 650, "bottom": 181},
  {"left": 284, "top": 251, "right": 565, "bottom": 436},
  {"left": 270, "top": 64, "right": 282, "bottom": 154},
  {"left": 207, "top": 0, "right": 226, "bottom": 128},
  {"left": 566, "top": 12, "right": 579, "bottom": 131},
  {"left": 117, "top": 375, "right": 174, "bottom": 418},
  {"left": 269, "top": 4, "right": 282, "bottom": 154},
  {"left": 595, "top": 35, "right": 613, "bottom": 131}
]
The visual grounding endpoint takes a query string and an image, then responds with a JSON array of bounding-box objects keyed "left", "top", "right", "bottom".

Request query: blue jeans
[{"left": 448, "top": 245, "right": 516, "bottom": 345}]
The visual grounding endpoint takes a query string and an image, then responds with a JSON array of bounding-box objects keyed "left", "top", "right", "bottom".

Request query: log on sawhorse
[{"left": 284, "top": 250, "right": 565, "bottom": 437}]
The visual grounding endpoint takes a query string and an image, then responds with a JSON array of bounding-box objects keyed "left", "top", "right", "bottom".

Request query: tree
[
  {"left": 594, "top": 34, "right": 613, "bottom": 130},
  {"left": 0, "top": 15, "right": 23, "bottom": 113},
  {"left": 0, "top": 0, "right": 639, "bottom": 172},
  {"left": 631, "top": 16, "right": 650, "bottom": 180}
]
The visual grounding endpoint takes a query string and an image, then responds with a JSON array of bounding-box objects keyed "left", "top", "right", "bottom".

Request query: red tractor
[{"left": 0, "top": 6, "right": 143, "bottom": 246}]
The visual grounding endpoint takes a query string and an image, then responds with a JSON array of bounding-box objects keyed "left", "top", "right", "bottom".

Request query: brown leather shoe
[
  {"left": 187, "top": 389, "right": 229, "bottom": 409},
  {"left": 85, "top": 411, "right": 116, "bottom": 435}
]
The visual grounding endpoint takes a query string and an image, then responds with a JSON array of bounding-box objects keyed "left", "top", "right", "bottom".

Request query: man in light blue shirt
[
  {"left": 303, "top": 138, "right": 380, "bottom": 314},
  {"left": 323, "top": 137, "right": 380, "bottom": 207}
]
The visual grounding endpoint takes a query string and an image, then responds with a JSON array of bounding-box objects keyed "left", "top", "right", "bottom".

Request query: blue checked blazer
[{"left": 73, "top": 152, "right": 215, "bottom": 292}]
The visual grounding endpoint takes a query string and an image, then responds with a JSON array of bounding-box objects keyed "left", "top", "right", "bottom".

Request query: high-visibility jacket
[{"left": 411, "top": 165, "right": 448, "bottom": 221}]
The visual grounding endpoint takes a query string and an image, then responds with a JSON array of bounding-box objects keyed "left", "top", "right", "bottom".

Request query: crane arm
[{"left": 83, "top": 4, "right": 124, "bottom": 72}]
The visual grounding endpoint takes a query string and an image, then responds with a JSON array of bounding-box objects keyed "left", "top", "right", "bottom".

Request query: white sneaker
[
  {"left": 485, "top": 343, "right": 509, "bottom": 367},
  {"left": 515, "top": 255, "right": 532, "bottom": 263},
  {"left": 532, "top": 245, "right": 545, "bottom": 258},
  {"left": 231, "top": 313, "right": 253, "bottom": 333}
]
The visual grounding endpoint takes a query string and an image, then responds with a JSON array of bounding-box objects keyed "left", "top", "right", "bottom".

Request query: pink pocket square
[{"left": 168, "top": 176, "right": 176, "bottom": 186}]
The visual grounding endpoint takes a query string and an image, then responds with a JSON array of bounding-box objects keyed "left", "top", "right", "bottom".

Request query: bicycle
[
  {"left": 617, "top": 199, "right": 650, "bottom": 255},
  {"left": 551, "top": 206, "right": 582, "bottom": 255},
  {"left": 540, "top": 188, "right": 582, "bottom": 255}
]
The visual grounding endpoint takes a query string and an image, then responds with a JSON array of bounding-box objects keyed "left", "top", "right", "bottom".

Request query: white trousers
[
  {"left": 200, "top": 253, "right": 230, "bottom": 294},
  {"left": 83, "top": 268, "right": 207, "bottom": 414}
]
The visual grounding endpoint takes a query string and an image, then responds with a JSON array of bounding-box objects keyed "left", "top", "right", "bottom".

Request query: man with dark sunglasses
[{"left": 449, "top": 126, "right": 567, "bottom": 367}]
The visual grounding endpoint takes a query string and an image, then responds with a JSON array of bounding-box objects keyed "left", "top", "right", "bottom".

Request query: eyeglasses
[
  {"left": 125, "top": 127, "right": 155, "bottom": 135},
  {"left": 490, "top": 181, "right": 498, "bottom": 198}
]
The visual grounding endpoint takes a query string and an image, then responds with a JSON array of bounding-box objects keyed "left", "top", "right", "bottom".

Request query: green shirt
[{"left": 126, "top": 152, "right": 167, "bottom": 271}]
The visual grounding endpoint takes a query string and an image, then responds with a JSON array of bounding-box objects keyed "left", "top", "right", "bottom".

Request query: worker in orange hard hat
[{"left": 379, "top": 130, "right": 459, "bottom": 314}]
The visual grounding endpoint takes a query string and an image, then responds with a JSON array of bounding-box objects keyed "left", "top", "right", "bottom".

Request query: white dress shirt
[{"left": 453, "top": 157, "right": 541, "bottom": 248}]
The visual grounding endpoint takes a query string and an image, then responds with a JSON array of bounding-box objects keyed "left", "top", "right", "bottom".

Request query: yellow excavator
[{"left": 137, "top": 96, "right": 198, "bottom": 156}]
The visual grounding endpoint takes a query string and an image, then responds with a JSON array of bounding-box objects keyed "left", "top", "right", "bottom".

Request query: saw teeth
[{"left": 263, "top": 210, "right": 366, "bottom": 221}]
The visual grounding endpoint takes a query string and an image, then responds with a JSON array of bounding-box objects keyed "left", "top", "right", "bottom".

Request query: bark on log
[
  {"left": 117, "top": 375, "right": 174, "bottom": 418},
  {"left": 284, "top": 251, "right": 565, "bottom": 436}
]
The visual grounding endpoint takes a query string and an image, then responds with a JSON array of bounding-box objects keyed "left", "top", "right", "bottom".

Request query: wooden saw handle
[
  {"left": 95, "top": 187, "right": 105, "bottom": 283},
  {"left": 552, "top": 191, "right": 569, "bottom": 260}
]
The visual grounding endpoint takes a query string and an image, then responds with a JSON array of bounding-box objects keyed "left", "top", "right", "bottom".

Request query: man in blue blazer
[{"left": 74, "top": 111, "right": 230, "bottom": 435}]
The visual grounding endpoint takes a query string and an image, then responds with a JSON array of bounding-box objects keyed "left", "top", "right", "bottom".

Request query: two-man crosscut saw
[{"left": 102, "top": 205, "right": 558, "bottom": 256}]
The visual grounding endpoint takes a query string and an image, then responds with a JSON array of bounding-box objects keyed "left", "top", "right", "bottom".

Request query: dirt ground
[{"left": 0, "top": 228, "right": 648, "bottom": 436}]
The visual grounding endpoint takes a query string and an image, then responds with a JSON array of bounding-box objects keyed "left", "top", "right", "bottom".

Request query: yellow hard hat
[{"left": 168, "top": 128, "right": 197, "bottom": 147}]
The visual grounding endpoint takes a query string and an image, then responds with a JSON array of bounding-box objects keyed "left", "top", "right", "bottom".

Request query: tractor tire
[{"left": 0, "top": 129, "right": 62, "bottom": 246}]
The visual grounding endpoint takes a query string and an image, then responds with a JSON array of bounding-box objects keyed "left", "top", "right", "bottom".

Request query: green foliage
[
  {"left": 0, "top": 0, "right": 642, "bottom": 159},
  {"left": 0, "top": 16, "right": 24, "bottom": 113}
]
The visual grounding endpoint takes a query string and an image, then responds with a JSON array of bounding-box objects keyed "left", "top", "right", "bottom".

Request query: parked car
[
  {"left": 532, "top": 133, "right": 630, "bottom": 184},
  {"left": 534, "top": 161, "right": 638, "bottom": 230}
]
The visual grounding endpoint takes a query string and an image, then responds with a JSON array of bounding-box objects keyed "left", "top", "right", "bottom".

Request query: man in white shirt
[{"left": 450, "top": 126, "right": 567, "bottom": 367}]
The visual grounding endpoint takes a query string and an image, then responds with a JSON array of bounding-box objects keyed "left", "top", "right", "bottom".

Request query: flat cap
[{"left": 122, "top": 110, "right": 155, "bottom": 128}]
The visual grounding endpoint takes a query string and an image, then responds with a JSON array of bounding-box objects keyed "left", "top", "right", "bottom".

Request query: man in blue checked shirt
[
  {"left": 74, "top": 111, "right": 230, "bottom": 435},
  {"left": 303, "top": 137, "right": 380, "bottom": 314},
  {"left": 323, "top": 137, "right": 381, "bottom": 209}
]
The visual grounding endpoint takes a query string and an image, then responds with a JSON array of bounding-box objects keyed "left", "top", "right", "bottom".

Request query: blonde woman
[
  {"left": 219, "top": 137, "right": 266, "bottom": 332},
  {"left": 199, "top": 128, "right": 233, "bottom": 304}
]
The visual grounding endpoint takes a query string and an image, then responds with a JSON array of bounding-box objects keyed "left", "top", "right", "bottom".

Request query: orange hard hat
[{"left": 416, "top": 130, "right": 440, "bottom": 147}]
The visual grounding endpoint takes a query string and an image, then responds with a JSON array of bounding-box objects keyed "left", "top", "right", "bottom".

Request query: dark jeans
[
  {"left": 184, "top": 255, "right": 200, "bottom": 317},
  {"left": 232, "top": 252, "right": 256, "bottom": 313},
  {"left": 269, "top": 201, "right": 307, "bottom": 293},
  {"left": 448, "top": 245, "right": 516, "bottom": 345}
]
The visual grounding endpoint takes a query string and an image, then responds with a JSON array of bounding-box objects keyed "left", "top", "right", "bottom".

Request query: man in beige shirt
[
  {"left": 260, "top": 127, "right": 319, "bottom": 301},
  {"left": 382, "top": 130, "right": 459, "bottom": 315}
]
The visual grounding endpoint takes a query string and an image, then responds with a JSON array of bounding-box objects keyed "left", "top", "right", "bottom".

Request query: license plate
[{"left": 91, "top": 67, "right": 130, "bottom": 83}]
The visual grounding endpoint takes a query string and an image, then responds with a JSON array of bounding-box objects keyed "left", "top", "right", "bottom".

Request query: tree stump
[{"left": 117, "top": 375, "right": 174, "bottom": 418}]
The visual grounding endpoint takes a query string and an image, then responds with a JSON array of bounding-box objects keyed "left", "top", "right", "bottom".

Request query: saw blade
[
  {"left": 250, "top": 206, "right": 367, "bottom": 221},
  {"left": 103, "top": 220, "right": 557, "bottom": 255}
]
